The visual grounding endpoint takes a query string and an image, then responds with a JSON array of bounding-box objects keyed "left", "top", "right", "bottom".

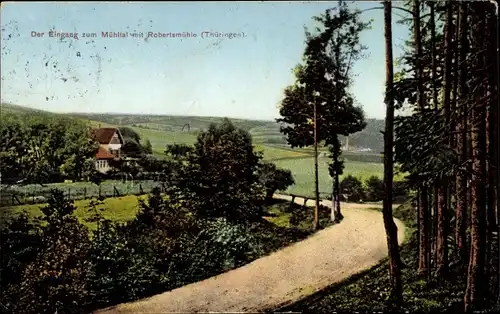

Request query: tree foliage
[
  {"left": 0, "top": 112, "right": 99, "bottom": 184},
  {"left": 277, "top": 0, "right": 369, "bottom": 211},
  {"left": 164, "top": 118, "right": 265, "bottom": 222}
]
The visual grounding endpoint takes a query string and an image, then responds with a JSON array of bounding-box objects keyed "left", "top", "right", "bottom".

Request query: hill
[
  {"left": 1, "top": 102, "right": 55, "bottom": 115},
  {"left": 69, "top": 112, "right": 385, "bottom": 152},
  {"left": 1, "top": 103, "right": 385, "bottom": 161}
]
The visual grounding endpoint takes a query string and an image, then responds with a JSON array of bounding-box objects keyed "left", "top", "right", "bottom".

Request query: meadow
[
  {"left": 0, "top": 180, "right": 161, "bottom": 207},
  {"left": 1, "top": 195, "right": 148, "bottom": 230},
  {"left": 274, "top": 157, "right": 398, "bottom": 197}
]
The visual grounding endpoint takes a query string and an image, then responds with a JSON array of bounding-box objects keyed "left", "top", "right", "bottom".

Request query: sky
[{"left": 1, "top": 1, "right": 411, "bottom": 121}]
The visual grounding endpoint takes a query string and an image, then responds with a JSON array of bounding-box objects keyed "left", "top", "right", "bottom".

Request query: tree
[
  {"left": 143, "top": 139, "right": 153, "bottom": 155},
  {"left": 435, "top": 0, "right": 454, "bottom": 279},
  {"left": 454, "top": 0, "right": 469, "bottom": 266},
  {"left": 0, "top": 113, "right": 29, "bottom": 184},
  {"left": 412, "top": 0, "right": 430, "bottom": 278},
  {"left": 164, "top": 119, "right": 264, "bottom": 222},
  {"left": 0, "top": 112, "right": 99, "bottom": 184},
  {"left": 382, "top": 0, "right": 403, "bottom": 302},
  {"left": 277, "top": 0, "right": 369, "bottom": 227},
  {"left": 464, "top": 1, "right": 495, "bottom": 312},
  {"left": 365, "top": 175, "right": 384, "bottom": 202},
  {"left": 339, "top": 175, "right": 364, "bottom": 202},
  {"left": 257, "top": 162, "right": 295, "bottom": 203},
  {"left": 118, "top": 126, "right": 141, "bottom": 143},
  {"left": 59, "top": 121, "right": 100, "bottom": 181},
  {"left": 119, "top": 127, "right": 145, "bottom": 157}
]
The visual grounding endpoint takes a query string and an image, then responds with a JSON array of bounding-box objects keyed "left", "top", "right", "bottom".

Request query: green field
[
  {"left": 0, "top": 180, "right": 160, "bottom": 207},
  {"left": 274, "top": 157, "right": 402, "bottom": 197},
  {"left": 1, "top": 195, "right": 147, "bottom": 230}
]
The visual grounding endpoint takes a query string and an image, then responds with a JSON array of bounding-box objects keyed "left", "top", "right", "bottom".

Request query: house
[{"left": 92, "top": 127, "right": 124, "bottom": 173}]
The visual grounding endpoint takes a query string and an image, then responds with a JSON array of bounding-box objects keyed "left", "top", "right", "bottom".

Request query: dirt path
[{"left": 95, "top": 195, "right": 406, "bottom": 313}]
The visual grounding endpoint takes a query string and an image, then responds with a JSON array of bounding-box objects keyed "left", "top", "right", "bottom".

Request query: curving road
[{"left": 95, "top": 195, "right": 406, "bottom": 314}]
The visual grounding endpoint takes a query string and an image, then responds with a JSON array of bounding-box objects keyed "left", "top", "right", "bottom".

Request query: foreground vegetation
[{"left": 0, "top": 119, "right": 306, "bottom": 314}]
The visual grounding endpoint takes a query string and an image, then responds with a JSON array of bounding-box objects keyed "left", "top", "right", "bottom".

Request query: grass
[
  {"left": 1, "top": 195, "right": 147, "bottom": 230},
  {"left": 1, "top": 194, "right": 332, "bottom": 235},
  {"left": 254, "top": 145, "right": 311, "bottom": 161},
  {"left": 264, "top": 199, "right": 334, "bottom": 231},
  {"left": 250, "top": 199, "right": 336, "bottom": 257},
  {"left": 0, "top": 180, "right": 160, "bottom": 207},
  {"left": 274, "top": 157, "right": 397, "bottom": 197},
  {"left": 275, "top": 202, "right": 479, "bottom": 314}
]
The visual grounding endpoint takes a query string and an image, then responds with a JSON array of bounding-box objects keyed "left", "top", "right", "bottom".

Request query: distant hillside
[
  {"left": 340, "top": 118, "right": 385, "bottom": 153},
  {"left": 69, "top": 113, "right": 385, "bottom": 151},
  {"left": 1, "top": 104, "right": 385, "bottom": 152},
  {"left": 1, "top": 102, "right": 52, "bottom": 115}
]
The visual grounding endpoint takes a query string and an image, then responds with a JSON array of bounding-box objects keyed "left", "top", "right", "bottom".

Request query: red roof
[
  {"left": 96, "top": 146, "right": 115, "bottom": 159},
  {"left": 92, "top": 127, "right": 120, "bottom": 144}
]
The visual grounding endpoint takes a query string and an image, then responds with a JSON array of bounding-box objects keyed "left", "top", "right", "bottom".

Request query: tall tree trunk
[
  {"left": 485, "top": 2, "right": 499, "bottom": 300},
  {"left": 489, "top": 1, "right": 500, "bottom": 307},
  {"left": 419, "top": 186, "right": 430, "bottom": 276},
  {"left": 464, "top": 81, "right": 488, "bottom": 313},
  {"left": 430, "top": 2, "right": 438, "bottom": 110},
  {"left": 436, "top": 0, "right": 454, "bottom": 278},
  {"left": 335, "top": 172, "right": 342, "bottom": 220},
  {"left": 383, "top": 0, "right": 403, "bottom": 301},
  {"left": 414, "top": 0, "right": 429, "bottom": 277},
  {"left": 455, "top": 0, "right": 469, "bottom": 265},
  {"left": 331, "top": 181, "right": 336, "bottom": 222},
  {"left": 430, "top": 1, "right": 439, "bottom": 275},
  {"left": 313, "top": 100, "right": 320, "bottom": 231},
  {"left": 464, "top": 3, "right": 488, "bottom": 312}
]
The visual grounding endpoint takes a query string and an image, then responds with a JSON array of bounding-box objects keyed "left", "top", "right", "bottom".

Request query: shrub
[
  {"left": 340, "top": 175, "right": 365, "bottom": 202},
  {"left": 9, "top": 190, "right": 92, "bottom": 314},
  {"left": 393, "top": 180, "right": 410, "bottom": 203},
  {"left": 365, "top": 176, "right": 384, "bottom": 202},
  {"left": 258, "top": 162, "right": 295, "bottom": 202},
  {"left": 86, "top": 219, "right": 161, "bottom": 308},
  {"left": 0, "top": 212, "right": 43, "bottom": 311}
]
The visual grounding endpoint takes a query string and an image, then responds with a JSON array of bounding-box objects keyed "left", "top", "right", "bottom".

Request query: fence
[{"left": 0, "top": 180, "right": 165, "bottom": 207}]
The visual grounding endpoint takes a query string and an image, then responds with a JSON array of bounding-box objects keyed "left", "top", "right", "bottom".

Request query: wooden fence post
[
  {"left": 140, "top": 183, "right": 144, "bottom": 195},
  {"left": 99, "top": 185, "right": 102, "bottom": 198},
  {"left": 68, "top": 188, "right": 71, "bottom": 199},
  {"left": 289, "top": 195, "right": 296, "bottom": 209},
  {"left": 84, "top": 187, "right": 87, "bottom": 199}
]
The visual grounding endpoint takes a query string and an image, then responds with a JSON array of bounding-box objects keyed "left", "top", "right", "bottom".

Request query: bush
[
  {"left": 393, "top": 180, "right": 410, "bottom": 203},
  {"left": 340, "top": 175, "right": 365, "bottom": 202},
  {"left": 0, "top": 212, "right": 43, "bottom": 310},
  {"left": 365, "top": 176, "right": 384, "bottom": 202},
  {"left": 205, "top": 218, "right": 263, "bottom": 269},
  {"left": 86, "top": 219, "right": 162, "bottom": 308},
  {"left": 7, "top": 190, "right": 92, "bottom": 314},
  {"left": 258, "top": 162, "right": 295, "bottom": 202}
]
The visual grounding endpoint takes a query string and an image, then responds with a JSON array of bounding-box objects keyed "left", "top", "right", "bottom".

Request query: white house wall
[{"left": 108, "top": 143, "right": 122, "bottom": 150}]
